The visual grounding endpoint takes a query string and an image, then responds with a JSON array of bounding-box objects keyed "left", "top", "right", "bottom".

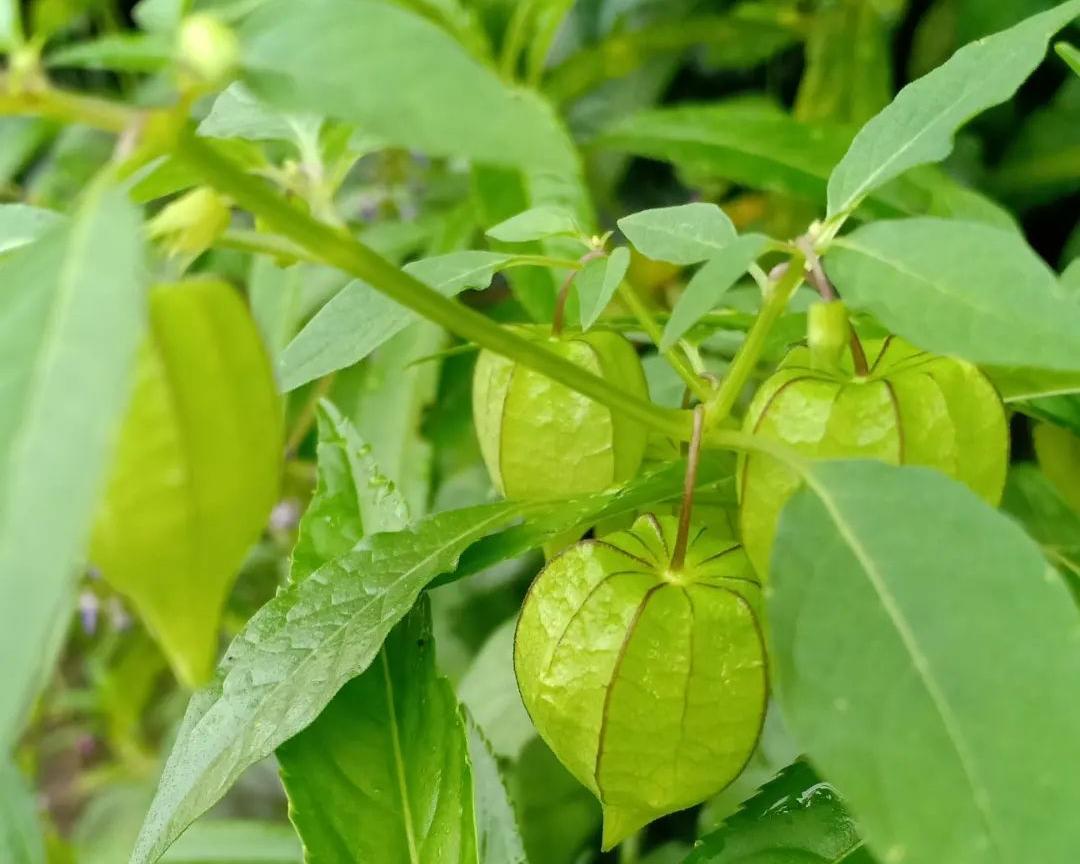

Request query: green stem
[
  {"left": 0, "top": 73, "right": 137, "bottom": 132},
  {"left": 618, "top": 280, "right": 713, "bottom": 403},
  {"left": 705, "top": 255, "right": 806, "bottom": 428},
  {"left": 175, "top": 130, "right": 691, "bottom": 441},
  {"left": 671, "top": 405, "right": 705, "bottom": 572},
  {"left": 499, "top": 0, "right": 536, "bottom": 80},
  {"left": 218, "top": 228, "right": 316, "bottom": 263}
]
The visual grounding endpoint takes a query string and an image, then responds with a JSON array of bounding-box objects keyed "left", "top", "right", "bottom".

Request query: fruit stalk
[{"left": 671, "top": 405, "right": 705, "bottom": 572}]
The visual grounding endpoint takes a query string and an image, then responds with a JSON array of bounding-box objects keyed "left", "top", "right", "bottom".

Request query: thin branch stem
[
  {"left": 0, "top": 73, "right": 138, "bottom": 132},
  {"left": 671, "top": 405, "right": 705, "bottom": 572},
  {"left": 705, "top": 255, "right": 806, "bottom": 428},
  {"left": 174, "top": 130, "right": 692, "bottom": 441},
  {"left": 617, "top": 279, "right": 713, "bottom": 403}
]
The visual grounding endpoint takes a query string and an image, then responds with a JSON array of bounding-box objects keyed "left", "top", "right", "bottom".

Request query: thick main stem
[
  {"left": 705, "top": 255, "right": 806, "bottom": 428},
  {"left": 671, "top": 405, "right": 705, "bottom": 573},
  {"left": 175, "top": 130, "right": 691, "bottom": 440}
]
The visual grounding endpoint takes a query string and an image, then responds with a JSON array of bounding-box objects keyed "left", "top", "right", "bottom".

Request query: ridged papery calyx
[
  {"left": 740, "top": 336, "right": 1008, "bottom": 578},
  {"left": 472, "top": 327, "right": 649, "bottom": 500},
  {"left": 514, "top": 514, "right": 767, "bottom": 849}
]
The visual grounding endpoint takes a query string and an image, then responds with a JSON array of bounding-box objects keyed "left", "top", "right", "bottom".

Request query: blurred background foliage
[{"left": 2, "top": 0, "right": 1077, "bottom": 862}]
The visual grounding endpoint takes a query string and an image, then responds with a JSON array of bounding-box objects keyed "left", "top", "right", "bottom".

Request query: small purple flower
[
  {"left": 78, "top": 591, "right": 100, "bottom": 636},
  {"left": 270, "top": 499, "right": 302, "bottom": 532}
]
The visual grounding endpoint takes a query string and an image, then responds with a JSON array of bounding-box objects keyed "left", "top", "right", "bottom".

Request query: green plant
[{"left": 1, "top": 1, "right": 1079, "bottom": 864}]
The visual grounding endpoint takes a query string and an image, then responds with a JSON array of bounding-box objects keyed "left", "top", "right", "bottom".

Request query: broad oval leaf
[
  {"left": 90, "top": 280, "right": 283, "bottom": 688},
  {"left": 130, "top": 502, "right": 529, "bottom": 864},
  {"left": 617, "top": 203, "right": 737, "bottom": 266},
  {"left": 770, "top": 461, "right": 1080, "bottom": 864},
  {"left": 240, "top": 0, "right": 576, "bottom": 174},
  {"left": 661, "top": 234, "right": 767, "bottom": 351},
  {"left": 0, "top": 182, "right": 143, "bottom": 751},
  {"left": 278, "top": 598, "right": 484, "bottom": 864},
  {"left": 279, "top": 251, "right": 512, "bottom": 392},
  {"left": 578, "top": 246, "right": 630, "bottom": 330},
  {"left": 825, "top": 218, "right": 1080, "bottom": 370},
  {"left": 826, "top": 0, "right": 1080, "bottom": 217}
]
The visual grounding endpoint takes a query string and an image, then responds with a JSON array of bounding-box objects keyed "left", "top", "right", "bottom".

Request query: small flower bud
[
  {"left": 178, "top": 13, "right": 239, "bottom": 89},
  {"left": 148, "top": 187, "right": 231, "bottom": 259}
]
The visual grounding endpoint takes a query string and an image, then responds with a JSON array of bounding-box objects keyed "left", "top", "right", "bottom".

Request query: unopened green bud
[
  {"left": 178, "top": 14, "right": 239, "bottom": 88},
  {"left": 808, "top": 300, "right": 850, "bottom": 373},
  {"left": 148, "top": 187, "right": 231, "bottom": 259}
]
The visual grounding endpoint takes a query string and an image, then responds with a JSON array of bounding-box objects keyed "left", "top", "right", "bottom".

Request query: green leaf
[
  {"left": 509, "top": 739, "right": 599, "bottom": 864},
  {"left": 45, "top": 33, "right": 172, "bottom": 72},
  {"left": 544, "top": 12, "right": 800, "bottom": 106},
  {"left": 279, "top": 251, "right": 512, "bottom": 392},
  {"left": 686, "top": 762, "right": 870, "bottom": 864},
  {"left": 130, "top": 502, "right": 528, "bottom": 864},
  {"left": 289, "top": 401, "right": 408, "bottom": 585},
  {"left": 660, "top": 234, "right": 767, "bottom": 351},
  {"left": 0, "top": 182, "right": 143, "bottom": 752},
  {"left": 466, "top": 718, "right": 528, "bottom": 864},
  {"left": 1001, "top": 464, "right": 1080, "bottom": 588},
  {"left": 0, "top": 761, "right": 45, "bottom": 864},
  {"left": 794, "top": 0, "right": 893, "bottom": 126},
  {"left": 993, "top": 78, "right": 1080, "bottom": 207},
  {"left": 89, "top": 280, "right": 283, "bottom": 688},
  {"left": 198, "top": 84, "right": 316, "bottom": 145},
  {"left": 770, "top": 461, "right": 1080, "bottom": 864},
  {"left": 159, "top": 821, "right": 301, "bottom": 863},
  {"left": 617, "top": 202, "right": 737, "bottom": 265},
  {"left": 826, "top": 0, "right": 1080, "bottom": 218},
  {"left": 985, "top": 366, "right": 1080, "bottom": 402},
  {"left": 333, "top": 319, "right": 445, "bottom": 518},
  {"left": 1034, "top": 421, "right": 1080, "bottom": 516},
  {"left": 133, "top": 0, "right": 187, "bottom": 32},
  {"left": 459, "top": 617, "right": 534, "bottom": 761},
  {"left": 0, "top": 0, "right": 21, "bottom": 49},
  {"left": 578, "top": 246, "right": 630, "bottom": 330},
  {"left": 240, "top": 0, "right": 576, "bottom": 174},
  {"left": 1058, "top": 40, "right": 1080, "bottom": 73},
  {"left": 1064, "top": 258, "right": 1080, "bottom": 294},
  {"left": 599, "top": 100, "right": 1009, "bottom": 224},
  {"left": 448, "top": 454, "right": 734, "bottom": 584},
  {"left": 0, "top": 204, "right": 62, "bottom": 254},
  {"left": 826, "top": 218, "right": 1080, "bottom": 369},
  {"left": 486, "top": 205, "right": 581, "bottom": 243},
  {"left": 278, "top": 598, "right": 482, "bottom": 864},
  {"left": 247, "top": 258, "right": 348, "bottom": 367}
]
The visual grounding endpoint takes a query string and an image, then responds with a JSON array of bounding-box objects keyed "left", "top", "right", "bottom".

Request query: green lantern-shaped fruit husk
[
  {"left": 515, "top": 514, "right": 767, "bottom": 849},
  {"left": 473, "top": 328, "right": 649, "bottom": 499},
  {"left": 739, "top": 336, "right": 1009, "bottom": 578}
]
